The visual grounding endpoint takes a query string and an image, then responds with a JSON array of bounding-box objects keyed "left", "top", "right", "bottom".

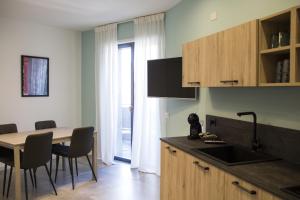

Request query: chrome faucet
[{"left": 237, "top": 112, "right": 260, "bottom": 152}]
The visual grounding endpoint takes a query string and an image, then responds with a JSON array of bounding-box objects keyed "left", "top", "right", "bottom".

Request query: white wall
[{"left": 0, "top": 17, "right": 81, "bottom": 131}]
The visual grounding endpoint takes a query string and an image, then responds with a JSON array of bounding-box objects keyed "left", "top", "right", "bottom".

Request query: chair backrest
[
  {"left": 35, "top": 120, "right": 56, "bottom": 130},
  {"left": 69, "top": 127, "right": 94, "bottom": 158},
  {"left": 0, "top": 124, "right": 18, "bottom": 154},
  {"left": 0, "top": 124, "right": 18, "bottom": 135},
  {"left": 22, "top": 132, "right": 53, "bottom": 169}
]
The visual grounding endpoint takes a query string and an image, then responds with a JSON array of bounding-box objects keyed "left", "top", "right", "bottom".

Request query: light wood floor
[{"left": 0, "top": 159, "right": 160, "bottom": 200}]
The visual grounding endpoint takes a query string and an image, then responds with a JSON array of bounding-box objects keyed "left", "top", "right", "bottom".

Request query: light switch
[
  {"left": 165, "top": 112, "right": 170, "bottom": 119},
  {"left": 210, "top": 11, "right": 217, "bottom": 21}
]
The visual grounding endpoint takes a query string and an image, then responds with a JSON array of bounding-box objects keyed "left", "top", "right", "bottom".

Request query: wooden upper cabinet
[
  {"left": 224, "top": 173, "right": 281, "bottom": 200},
  {"left": 200, "top": 33, "right": 220, "bottom": 87},
  {"left": 182, "top": 39, "right": 201, "bottom": 87},
  {"left": 182, "top": 20, "right": 259, "bottom": 87},
  {"left": 219, "top": 20, "right": 258, "bottom": 87}
]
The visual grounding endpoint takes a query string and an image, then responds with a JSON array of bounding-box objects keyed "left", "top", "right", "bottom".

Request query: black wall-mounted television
[{"left": 147, "top": 57, "right": 197, "bottom": 99}]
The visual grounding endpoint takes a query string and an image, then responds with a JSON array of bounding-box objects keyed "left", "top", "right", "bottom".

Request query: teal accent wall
[
  {"left": 81, "top": 23, "right": 134, "bottom": 127},
  {"left": 165, "top": 0, "right": 300, "bottom": 137},
  {"left": 81, "top": 30, "right": 96, "bottom": 127},
  {"left": 81, "top": 0, "right": 300, "bottom": 136},
  {"left": 118, "top": 21, "right": 134, "bottom": 41}
]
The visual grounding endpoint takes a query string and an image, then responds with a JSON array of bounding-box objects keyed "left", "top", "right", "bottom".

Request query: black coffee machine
[{"left": 187, "top": 113, "right": 202, "bottom": 140}]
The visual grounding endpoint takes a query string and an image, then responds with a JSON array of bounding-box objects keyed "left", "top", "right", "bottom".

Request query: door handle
[
  {"left": 220, "top": 80, "right": 239, "bottom": 84},
  {"left": 129, "top": 106, "right": 134, "bottom": 112},
  {"left": 187, "top": 81, "right": 200, "bottom": 86},
  {"left": 193, "top": 161, "right": 209, "bottom": 172},
  {"left": 165, "top": 146, "right": 177, "bottom": 154},
  {"left": 232, "top": 181, "right": 257, "bottom": 195}
]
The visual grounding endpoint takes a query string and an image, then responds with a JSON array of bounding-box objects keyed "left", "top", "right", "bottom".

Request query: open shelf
[
  {"left": 260, "top": 52, "right": 290, "bottom": 84},
  {"left": 294, "top": 7, "right": 300, "bottom": 84},
  {"left": 259, "top": 8, "right": 295, "bottom": 86},
  {"left": 296, "top": 8, "right": 300, "bottom": 44},
  {"left": 296, "top": 48, "right": 300, "bottom": 82},
  {"left": 260, "top": 10, "right": 291, "bottom": 51},
  {"left": 259, "top": 82, "right": 300, "bottom": 87},
  {"left": 260, "top": 46, "right": 290, "bottom": 55}
]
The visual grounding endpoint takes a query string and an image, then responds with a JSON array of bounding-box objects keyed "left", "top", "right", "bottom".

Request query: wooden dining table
[{"left": 0, "top": 127, "right": 98, "bottom": 200}]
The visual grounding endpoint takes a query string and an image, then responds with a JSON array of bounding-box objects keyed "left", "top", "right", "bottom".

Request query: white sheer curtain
[
  {"left": 131, "top": 13, "right": 166, "bottom": 175},
  {"left": 95, "top": 24, "right": 120, "bottom": 165}
]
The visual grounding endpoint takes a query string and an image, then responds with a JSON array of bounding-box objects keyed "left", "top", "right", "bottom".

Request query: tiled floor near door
[{"left": 0, "top": 159, "right": 160, "bottom": 200}]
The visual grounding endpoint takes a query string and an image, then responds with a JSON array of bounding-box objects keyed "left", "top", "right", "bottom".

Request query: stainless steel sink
[{"left": 193, "top": 145, "right": 279, "bottom": 166}]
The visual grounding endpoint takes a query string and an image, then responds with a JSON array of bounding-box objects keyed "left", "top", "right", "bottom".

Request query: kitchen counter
[{"left": 161, "top": 136, "right": 300, "bottom": 200}]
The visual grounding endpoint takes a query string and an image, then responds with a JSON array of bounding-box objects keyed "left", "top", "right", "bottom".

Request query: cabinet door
[
  {"left": 220, "top": 20, "right": 258, "bottom": 87},
  {"left": 224, "top": 173, "right": 281, "bottom": 200},
  {"left": 160, "top": 142, "right": 186, "bottom": 200},
  {"left": 185, "top": 154, "right": 225, "bottom": 200},
  {"left": 199, "top": 33, "right": 220, "bottom": 87},
  {"left": 182, "top": 40, "right": 201, "bottom": 87}
]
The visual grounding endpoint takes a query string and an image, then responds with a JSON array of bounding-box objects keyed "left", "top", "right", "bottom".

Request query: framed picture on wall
[{"left": 21, "top": 55, "right": 49, "bottom": 97}]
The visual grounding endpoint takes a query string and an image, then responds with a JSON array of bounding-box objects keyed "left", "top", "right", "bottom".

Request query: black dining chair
[
  {"left": 0, "top": 124, "right": 18, "bottom": 197},
  {"left": 6, "top": 132, "right": 57, "bottom": 200},
  {"left": 35, "top": 120, "right": 77, "bottom": 178},
  {"left": 35, "top": 120, "right": 57, "bottom": 177},
  {"left": 52, "top": 127, "right": 97, "bottom": 189},
  {"left": 35, "top": 120, "right": 56, "bottom": 130}
]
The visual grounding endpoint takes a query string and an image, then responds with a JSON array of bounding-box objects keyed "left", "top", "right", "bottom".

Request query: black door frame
[{"left": 114, "top": 42, "right": 134, "bottom": 164}]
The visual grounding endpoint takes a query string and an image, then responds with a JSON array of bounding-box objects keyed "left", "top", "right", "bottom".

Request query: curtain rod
[{"left": 96, "top": 11, "right": 165, "bottom": 28}]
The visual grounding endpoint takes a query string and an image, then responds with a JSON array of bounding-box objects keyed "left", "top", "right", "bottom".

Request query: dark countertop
[{"left": 161, "top": 136, "right": 300, "bottom": 200}]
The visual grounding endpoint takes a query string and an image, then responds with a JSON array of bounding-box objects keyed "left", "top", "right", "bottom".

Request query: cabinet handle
[
  {"left": 193, "top": 161, "right": 209, "bottom": 172},
  {"left": 220, "top": 80, "right": 239, "bottom": 84},
  {"left": 188, "top": 82, "right": 200, "bottom": 85},
  {"left": 166, "top": 146, "right": 176, "bottom": 154},
  {"left": 232, "top": 181, "right": 257, "bottom": 195}
]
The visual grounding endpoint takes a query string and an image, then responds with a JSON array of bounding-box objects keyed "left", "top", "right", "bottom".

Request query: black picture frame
[{"left": 21, "top": 55, "right": 49, "bottom": 97}]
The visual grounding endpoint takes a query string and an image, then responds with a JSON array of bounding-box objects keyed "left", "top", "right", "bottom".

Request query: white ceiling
[{"left": 0, "top": 0, "right": 181, "bottom": 31}]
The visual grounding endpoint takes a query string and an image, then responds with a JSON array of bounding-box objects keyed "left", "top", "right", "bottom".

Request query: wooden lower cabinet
[
  {"left": 160, "top": 142, "right": 187, "bottom": 200},
  {"left": 185, "top": 154, "right": 225, "bottom": 200},
  {"left": 161, "top": 142, "right": 224, "bottom": 200},
  {"left": 161, "top": 142, "right": 282, "bottom": 200},
  {"left": 224, "top": 174, "right": 281, "bottom": 200}
]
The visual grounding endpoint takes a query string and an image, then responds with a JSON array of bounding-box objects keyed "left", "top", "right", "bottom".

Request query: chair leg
[
  {"left": 6, "top": 166, "right": 13, "bottom": 198},
  {"left": 44, "top": 164, "right": 57, "bottom": 196},
  {"left": 75, "top": 158, "right": 78, "bottom": 176},
  {"left": 3, "top": 164, "right": 7, "bottom": 196},
  {"left": 49, "top": 157, "right": 52, "bottom": 177},
  {"left": 68, "top": 158, "right": 75, "bottom": 190},
  {"left": 86, "top": 156, "right": 97, "bottom": 182},
  {"left": 29, "top": 169, "right": 35, "bottom": 188},
  {"left": 24, "top": 169, "right": 28, "bottom": 200},
  {"left": 33, "top": 168, "right": 37, "bottom": 189},
  {"left": 55, "top": 155, "right": 59, "bottom": 183},
  {"left": 62, "top": 142, "right": 66, "bottom": 171}
]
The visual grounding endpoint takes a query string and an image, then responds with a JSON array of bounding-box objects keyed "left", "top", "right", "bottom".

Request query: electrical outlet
[
  {"left": 210, "top": 11, "right": 217, "bottom": 21},
  {"left": 210, "top": 119, "right": 217, "bottom": 127}
]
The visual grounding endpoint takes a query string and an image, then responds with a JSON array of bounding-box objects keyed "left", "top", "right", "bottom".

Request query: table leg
[
  {"left": 92, "top": 133, "right": 98, "bottom": 179},
  {"left": 62, "top": 142, "right": 66, "bottom": 171},
  {"left": 14, "top": 146, "right": 21, "bottom": 200}
]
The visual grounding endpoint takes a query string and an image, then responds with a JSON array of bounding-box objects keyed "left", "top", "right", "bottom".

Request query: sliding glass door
[{"left": 115, "top": 42, "right": 134, "bottom": 162}]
